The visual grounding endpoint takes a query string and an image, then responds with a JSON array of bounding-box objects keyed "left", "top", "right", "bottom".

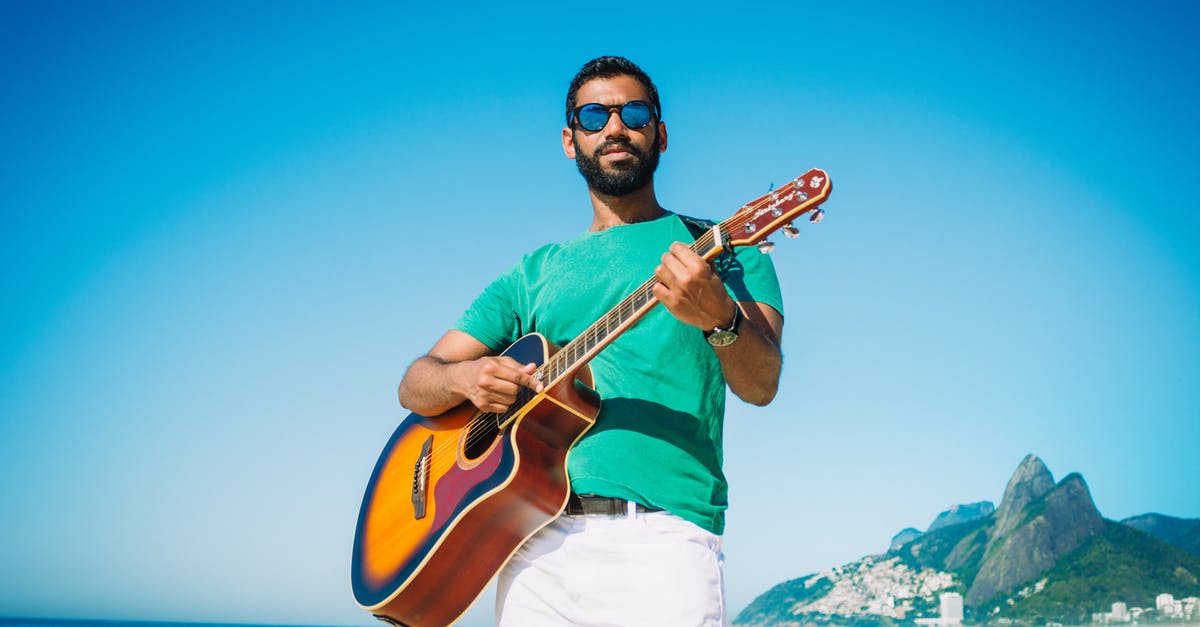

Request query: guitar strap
[
  {"left": 677, "top": 213, "right": 738, "bottom": 279},
  {"left": 677, "top": 213, "right": 715, "bottom": 241}
]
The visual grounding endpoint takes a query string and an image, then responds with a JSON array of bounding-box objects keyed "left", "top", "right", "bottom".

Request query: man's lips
[{"left": 596, "top": 141, "right": 639, "bottom": 160}]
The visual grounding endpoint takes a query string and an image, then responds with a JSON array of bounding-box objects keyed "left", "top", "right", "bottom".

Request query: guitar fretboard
[
  {"left": 534, "top": 215, "right": 749, "bottom": 390},
  {"left": 489, "top": 170, "right": 827, "bottom": 428}
]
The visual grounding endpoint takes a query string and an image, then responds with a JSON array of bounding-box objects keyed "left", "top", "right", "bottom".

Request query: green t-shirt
[{"left": 454, "top": 212, "right": 783, "bottom": 534}]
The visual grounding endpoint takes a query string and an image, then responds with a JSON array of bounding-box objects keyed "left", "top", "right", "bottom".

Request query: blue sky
[{"left": 1, "top": 2, "right": 1197, "bottom": 625}]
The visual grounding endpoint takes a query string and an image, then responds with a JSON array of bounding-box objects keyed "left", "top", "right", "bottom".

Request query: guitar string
[
  {"left": 419, "top": 177, "right": 810, "bottom": 472},
  {"left": 419, "top": 229, "right": 710, "bottom": 470},
  {"left": 418, "top": 277, "right": 664, "bottom": 470},
  {"left": 418, "top": 279, "right": 665, "bottom": 476},
  {"left": 417, "top": 177, "right": 817, "bottom": 471},
  {"left": 420, "top": 178, "right": 813, "bottom": 473}
]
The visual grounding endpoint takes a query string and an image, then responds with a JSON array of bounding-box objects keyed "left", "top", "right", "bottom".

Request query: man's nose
[{"left": 601, "top": 109, "right": 630, "bottom": 136}]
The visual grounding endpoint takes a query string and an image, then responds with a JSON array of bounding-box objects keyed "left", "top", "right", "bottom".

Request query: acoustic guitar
[{"left": 351, "top": 168, "right": 832, "bottom": 626}]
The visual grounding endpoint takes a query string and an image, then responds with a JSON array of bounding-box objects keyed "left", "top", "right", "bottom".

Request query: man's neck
[{"left": 588, "top": 184, "right": 666, "bottom": 232}]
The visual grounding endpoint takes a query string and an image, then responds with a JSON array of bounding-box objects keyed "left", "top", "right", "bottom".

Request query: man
[{"left": 398, "top": 56, "right": 784, "bottom": 626}]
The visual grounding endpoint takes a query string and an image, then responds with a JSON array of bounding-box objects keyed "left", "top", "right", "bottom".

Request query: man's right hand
[
  {"left": 453, "top": 356, "right": 544, "bottom": 414},
  {"left": 398, "top": 330, "right": 546, "bottom": 417}
]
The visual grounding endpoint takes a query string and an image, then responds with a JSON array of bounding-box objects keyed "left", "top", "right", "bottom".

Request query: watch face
[{"left": 706, "top": 330, "right": 738, "bottom": 347}]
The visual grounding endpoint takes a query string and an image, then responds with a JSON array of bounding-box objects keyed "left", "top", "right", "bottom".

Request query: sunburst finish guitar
[{"left": 351, "top": 169, "right": 832, "bottom": 626}]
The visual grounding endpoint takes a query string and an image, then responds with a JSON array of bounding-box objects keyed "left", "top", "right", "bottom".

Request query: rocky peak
[
  {"left": 928, "top": 501, "right": 996, "bottom": 533},
  {"left": 991, "top": 454, "right": 1055, "bottom": 541},
  {"left": 890, "top": 527, "right": 923, "bottom": 552},
  {"left": 890, "top": 501, "right": 998, "bottom": 553},
  {"left": 966, "top": 470, "right": 1106, "bottom": 607}
]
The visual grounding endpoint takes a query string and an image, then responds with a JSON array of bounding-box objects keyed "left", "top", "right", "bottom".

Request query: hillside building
[
  {"left": 1092, "top": 601, "right": 1131, "bottom": 623},
  {"left": 1158, "top": 593, "right": 1182, "bottom": 617},
  {"left": 915, "top": 592, "right": 963, "bottom": 626}
]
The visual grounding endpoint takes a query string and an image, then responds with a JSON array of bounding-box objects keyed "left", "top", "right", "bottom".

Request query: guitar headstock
[{"left": 718, "top": 168, "right": 831, "bottom": 252}]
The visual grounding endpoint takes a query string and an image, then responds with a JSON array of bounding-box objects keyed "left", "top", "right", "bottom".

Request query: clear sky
[{"left": 1, "top": 2, "right": 1197, "bottom": 626}]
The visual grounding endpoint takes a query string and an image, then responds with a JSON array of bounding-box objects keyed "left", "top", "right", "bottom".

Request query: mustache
[{"left": 593, "top": 138, "right": 644, "bottom": 159}]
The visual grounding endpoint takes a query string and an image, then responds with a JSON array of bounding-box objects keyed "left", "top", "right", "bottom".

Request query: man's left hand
[{"left": 652, "top": 241, "right": 737, "bottom": 331}]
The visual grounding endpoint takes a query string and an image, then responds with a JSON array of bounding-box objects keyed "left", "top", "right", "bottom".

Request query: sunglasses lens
[
  {"left": 577, "top": 104, "right": 611, "bottom": 131},
  {"left": 620, "top": 102, "right": 652, "bottom": 129}
]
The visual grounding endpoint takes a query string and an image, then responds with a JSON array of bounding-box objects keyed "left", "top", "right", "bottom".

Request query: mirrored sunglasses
[{"left": 571, "top": 100, "right": 655, "bottom": 132}]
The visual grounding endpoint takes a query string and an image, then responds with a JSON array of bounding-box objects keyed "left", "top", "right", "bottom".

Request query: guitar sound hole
[{"left": 462, "top": 414, "right": 501, "bottom": 461}]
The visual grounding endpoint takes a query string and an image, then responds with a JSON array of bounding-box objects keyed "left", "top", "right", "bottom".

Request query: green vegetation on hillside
[
  {"left": 1123, "top": 513, "right": 1200, "bottom": 556},
  {"left": 893, "top": 517, "right": 988, "bottom": 571},
  {"left": 981, "top": 521, "right": 1200, "bottom": 623}
]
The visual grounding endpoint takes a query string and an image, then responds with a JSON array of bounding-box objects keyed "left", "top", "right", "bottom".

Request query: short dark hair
[{"left": 565, "top": 56, "right": 661, "bottom": 127}]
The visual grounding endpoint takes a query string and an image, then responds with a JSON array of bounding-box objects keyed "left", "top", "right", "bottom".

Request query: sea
[
  {"left": 0, "top": 606, "right": 493, "bottom": 627},
  {"left": 0, "top": 620, "right": 362, "bottom": 627}
]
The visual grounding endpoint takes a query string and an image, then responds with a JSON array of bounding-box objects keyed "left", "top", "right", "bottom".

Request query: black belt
[{"left": 565, "top": 492, "right": 662, "bottom": 516}]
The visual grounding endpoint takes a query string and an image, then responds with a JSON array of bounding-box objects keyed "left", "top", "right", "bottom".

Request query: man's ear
[
  {"left": 562, "top": 127, "right": 577, "bottom": 159},
  {"left": 657, "top": 122, "right": 668, "bottom": 153}
]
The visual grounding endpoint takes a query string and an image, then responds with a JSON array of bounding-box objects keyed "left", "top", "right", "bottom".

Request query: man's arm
[
  {"left": 652, "top": 242, "right": 784, "bottom": 406},
  {"left": 398, "top": 330, "right": 544, "bottom": 416}
]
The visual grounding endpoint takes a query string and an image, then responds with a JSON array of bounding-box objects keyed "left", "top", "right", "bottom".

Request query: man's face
[{"left": 563, "top": 75, "right": 667, "bottom": 196}]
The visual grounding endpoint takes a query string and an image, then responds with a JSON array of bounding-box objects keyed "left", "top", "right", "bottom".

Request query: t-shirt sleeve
[
  {"left": 453, "top": 263, "right": 525, "bottom": 352},
  {"left": 717, "top": 244, "right": 785, "bottom": 318}
]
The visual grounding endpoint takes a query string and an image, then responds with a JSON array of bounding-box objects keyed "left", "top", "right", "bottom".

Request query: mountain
[
  {"left": 928, "top": 501, "right": 995, "bottom": 533},
  {"left": 980, "top": 520, "right": 1200, "bottom": 624},
  {"left": 735, "top": 455, "right": 1200, "bottom": 626},
  {"left": 896, "top": 456, "right": 1108, "bottom": 608},
  {"left": 890, "top": 527, "right": 923, "bottom": 552},
  {"left": 1121, "top": 513, "right": 1200, "bottom": 556},
  {"left": 966, "top": 464, "right": 1107, "bottom": 606},
  {"left": 888, "top": 502, "right": 995, "bottom": 552}
]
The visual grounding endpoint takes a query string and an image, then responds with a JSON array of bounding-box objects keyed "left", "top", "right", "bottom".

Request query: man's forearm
[
  {"left": 713, "top": 313, "right": 782, "bottom": 406},
  {"left": 649, "top": 243, "right": 784, "bottom": 405},
  {"left": 398, "top": 356, "right": 470, "bottom": 416}
]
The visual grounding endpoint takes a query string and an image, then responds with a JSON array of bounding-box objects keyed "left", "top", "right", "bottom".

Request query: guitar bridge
[{"left": 411, "top": 435, "right": 433, "bottom": 520}]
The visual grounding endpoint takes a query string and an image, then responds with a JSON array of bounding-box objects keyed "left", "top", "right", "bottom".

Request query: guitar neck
[{"left": 534, "top": 169, "right": 830, "bottom": 391}]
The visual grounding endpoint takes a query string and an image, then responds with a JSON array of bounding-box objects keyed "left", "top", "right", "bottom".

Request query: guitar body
[{"left": 351, "top": 333, "right": 600, "bottom": 627}]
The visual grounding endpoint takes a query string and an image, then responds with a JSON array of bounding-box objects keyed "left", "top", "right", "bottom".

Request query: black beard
[{"left": 573, "top": 130, "right": 661, "bottom": 196}]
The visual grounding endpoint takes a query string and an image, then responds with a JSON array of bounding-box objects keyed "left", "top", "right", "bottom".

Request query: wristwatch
[{"left": 704, "top": 305, "right": 743, "bottom": 347}]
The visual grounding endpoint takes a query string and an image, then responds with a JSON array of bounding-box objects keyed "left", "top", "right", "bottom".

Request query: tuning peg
[
  {"left": 782, "top": 223, "right": 800, "bottom": 238},
  {"left": 757, "top": 240, "right": 776, "bottom": 254},
  {"left": 809, "top": 209, "right": 825, "bottom": 224}
]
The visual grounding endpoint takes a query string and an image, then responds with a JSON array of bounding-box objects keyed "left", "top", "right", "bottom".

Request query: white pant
[{"left": 495, "top": 506, "right": 727, "bottom": 627}]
